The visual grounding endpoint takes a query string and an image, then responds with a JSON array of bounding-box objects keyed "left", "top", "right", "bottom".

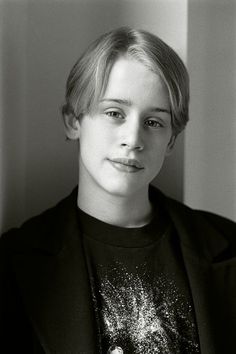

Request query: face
[{"left": 75, "top": 56, "right": 173, "bottom": 199}]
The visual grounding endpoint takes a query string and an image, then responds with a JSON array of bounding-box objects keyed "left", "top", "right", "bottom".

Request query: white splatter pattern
[{"left": 98, "top": 265, "right": 200, "bottom": 353}]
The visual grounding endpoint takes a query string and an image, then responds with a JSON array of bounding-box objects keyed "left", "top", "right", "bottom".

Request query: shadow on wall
[{"left": 1, "top": 0, "right": 187, "bottom": 233}]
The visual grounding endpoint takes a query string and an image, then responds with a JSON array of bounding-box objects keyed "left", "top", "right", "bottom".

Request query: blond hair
[{"left": 62, "top": 27, "right": 189, "bottom": 136}]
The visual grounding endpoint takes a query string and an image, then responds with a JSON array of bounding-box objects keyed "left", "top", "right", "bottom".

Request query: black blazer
[{"left": 1, "top": 186, "right": 236, "bottom": 353}]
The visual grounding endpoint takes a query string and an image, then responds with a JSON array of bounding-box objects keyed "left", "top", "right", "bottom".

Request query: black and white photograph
[{"left": 0, "top": 1, "right": 236, "bottom": 353}]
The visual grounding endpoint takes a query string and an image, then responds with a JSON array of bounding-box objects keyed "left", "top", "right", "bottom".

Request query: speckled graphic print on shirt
[{"left": 96, "top": 264, "right": 200, "bottom": 354}]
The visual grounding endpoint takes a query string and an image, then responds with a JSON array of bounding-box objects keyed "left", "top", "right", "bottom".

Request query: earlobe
[
  {"left": 63, "top": 112, "right": 81, "bottom": 140},
  {"left": 166, "top": 135, "right": 176, "bottom": 156}
]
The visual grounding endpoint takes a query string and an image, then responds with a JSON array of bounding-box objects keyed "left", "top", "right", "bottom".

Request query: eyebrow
[{"left": 100, "top": 98, "right": 171, "bottom": 114}]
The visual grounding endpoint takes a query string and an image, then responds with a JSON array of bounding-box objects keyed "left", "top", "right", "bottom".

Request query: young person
[{"left": 1, "top": 27, "right": 236, "bottom": 354}]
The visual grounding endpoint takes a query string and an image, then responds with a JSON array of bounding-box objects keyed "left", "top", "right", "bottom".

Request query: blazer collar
[{"left": 149, "top": 186, "right": 229, "bottom": 262}]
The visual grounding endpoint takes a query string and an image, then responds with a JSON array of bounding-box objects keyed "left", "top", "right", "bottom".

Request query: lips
[{"left": 108, "top": 158, "right": 144, "bottom": 173}]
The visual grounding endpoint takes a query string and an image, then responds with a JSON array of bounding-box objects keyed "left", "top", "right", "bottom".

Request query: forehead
[{"left": 101, "top": 56, "right": 169, "bottom": 109}]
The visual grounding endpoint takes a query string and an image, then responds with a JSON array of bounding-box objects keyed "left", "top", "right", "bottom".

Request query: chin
[{"left": 101, "top": 180, "right": 147, "bottom": 198}]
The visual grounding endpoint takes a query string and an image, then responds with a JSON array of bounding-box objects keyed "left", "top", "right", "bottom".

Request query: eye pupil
[
  {"left": 146, "top": 120, "right": 157, "bottom": 127},
  {"left": 107, "top": 111, "right": 121, "bottom": 118}
]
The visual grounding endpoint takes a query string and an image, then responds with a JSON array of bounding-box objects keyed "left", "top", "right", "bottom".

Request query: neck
[{"left": 78, "top": 183, "right": 153, "bottom": 228}]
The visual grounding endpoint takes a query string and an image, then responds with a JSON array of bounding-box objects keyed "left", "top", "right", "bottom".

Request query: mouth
[{"left": 108, "top": 158, "right": 144, "bottom": 173}]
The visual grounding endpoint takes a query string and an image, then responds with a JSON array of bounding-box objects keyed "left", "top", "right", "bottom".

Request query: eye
[
  {"left": 144, "top": 119, "right": 163, "bottom": 129},
  {"left": 105, "top": 111, "right": 124, "bottom": 120}
]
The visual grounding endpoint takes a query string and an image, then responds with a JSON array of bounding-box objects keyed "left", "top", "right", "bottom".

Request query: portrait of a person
[{"left": 0, "top": 27, "right": 235, "bottom": 354}]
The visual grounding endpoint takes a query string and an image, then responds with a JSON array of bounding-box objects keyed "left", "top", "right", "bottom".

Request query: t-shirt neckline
[{"left": 77, "top": 206, "right": 170, "bottom": 248}]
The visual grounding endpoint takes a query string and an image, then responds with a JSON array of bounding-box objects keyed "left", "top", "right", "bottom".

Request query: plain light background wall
[
  {"left": 0, "top": 0, "right": 188, "bottom": 233},
  {"left": 185, "top": 0, "right": 236, "bottom": 221}
]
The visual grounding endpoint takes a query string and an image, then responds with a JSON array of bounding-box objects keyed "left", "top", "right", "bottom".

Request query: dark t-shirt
[{"left": 78, "top": 208, "right": 200, "bottom": 354}]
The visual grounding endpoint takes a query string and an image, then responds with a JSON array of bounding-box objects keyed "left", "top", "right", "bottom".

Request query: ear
[
  {"left": 63, "top": 112, "right": 81, "bottom": 140},
  {"left": 165, "top": 135, "right": 176, "bottom": 156}
]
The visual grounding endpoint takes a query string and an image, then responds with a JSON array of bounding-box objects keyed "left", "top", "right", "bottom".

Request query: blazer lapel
[
  {"left": 165, "top": 196, "right": 236, "bottom": 354},
  {"left": 11, "top": 189, "right": 99, "bottom": 354},
  {"left": 179, "top": 245, "right": 218, "bottom": 354}
]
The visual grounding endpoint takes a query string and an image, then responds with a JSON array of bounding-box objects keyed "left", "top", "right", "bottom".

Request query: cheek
[
  {"left": 79, "top": 124, "right": 113, "bottom": 160},
  {"left": 148, "top": 138, "right": 170, "bottom": 163}
]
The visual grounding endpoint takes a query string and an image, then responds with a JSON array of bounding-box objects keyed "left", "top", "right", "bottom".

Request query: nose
[{"left": 120, "top": 116, "right": 144, "bottom": 151}]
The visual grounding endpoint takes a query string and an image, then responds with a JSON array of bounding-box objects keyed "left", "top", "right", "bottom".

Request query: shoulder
[
  {"left": 150, "top": 185, "right": 236, "bottom": 254},
  {"left": 169, "top": 195, "right": 236, "bottom": 238},
  {"left": 155, "top": 186, "right": 235, "bottom": 230},
  {"left": 0, "top": 187, "right": 78, "bottom": 254},
  {"left": 167, "top": 195, "right": 236, "bottom": 260}
]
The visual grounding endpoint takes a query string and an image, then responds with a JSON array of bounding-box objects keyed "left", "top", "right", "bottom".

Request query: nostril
[
  {"left": 120, "top": 142, "right": 144, "bottom": 151},
  {"left": 136, "top": 145, "right": 144, "bottom": 151}
]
